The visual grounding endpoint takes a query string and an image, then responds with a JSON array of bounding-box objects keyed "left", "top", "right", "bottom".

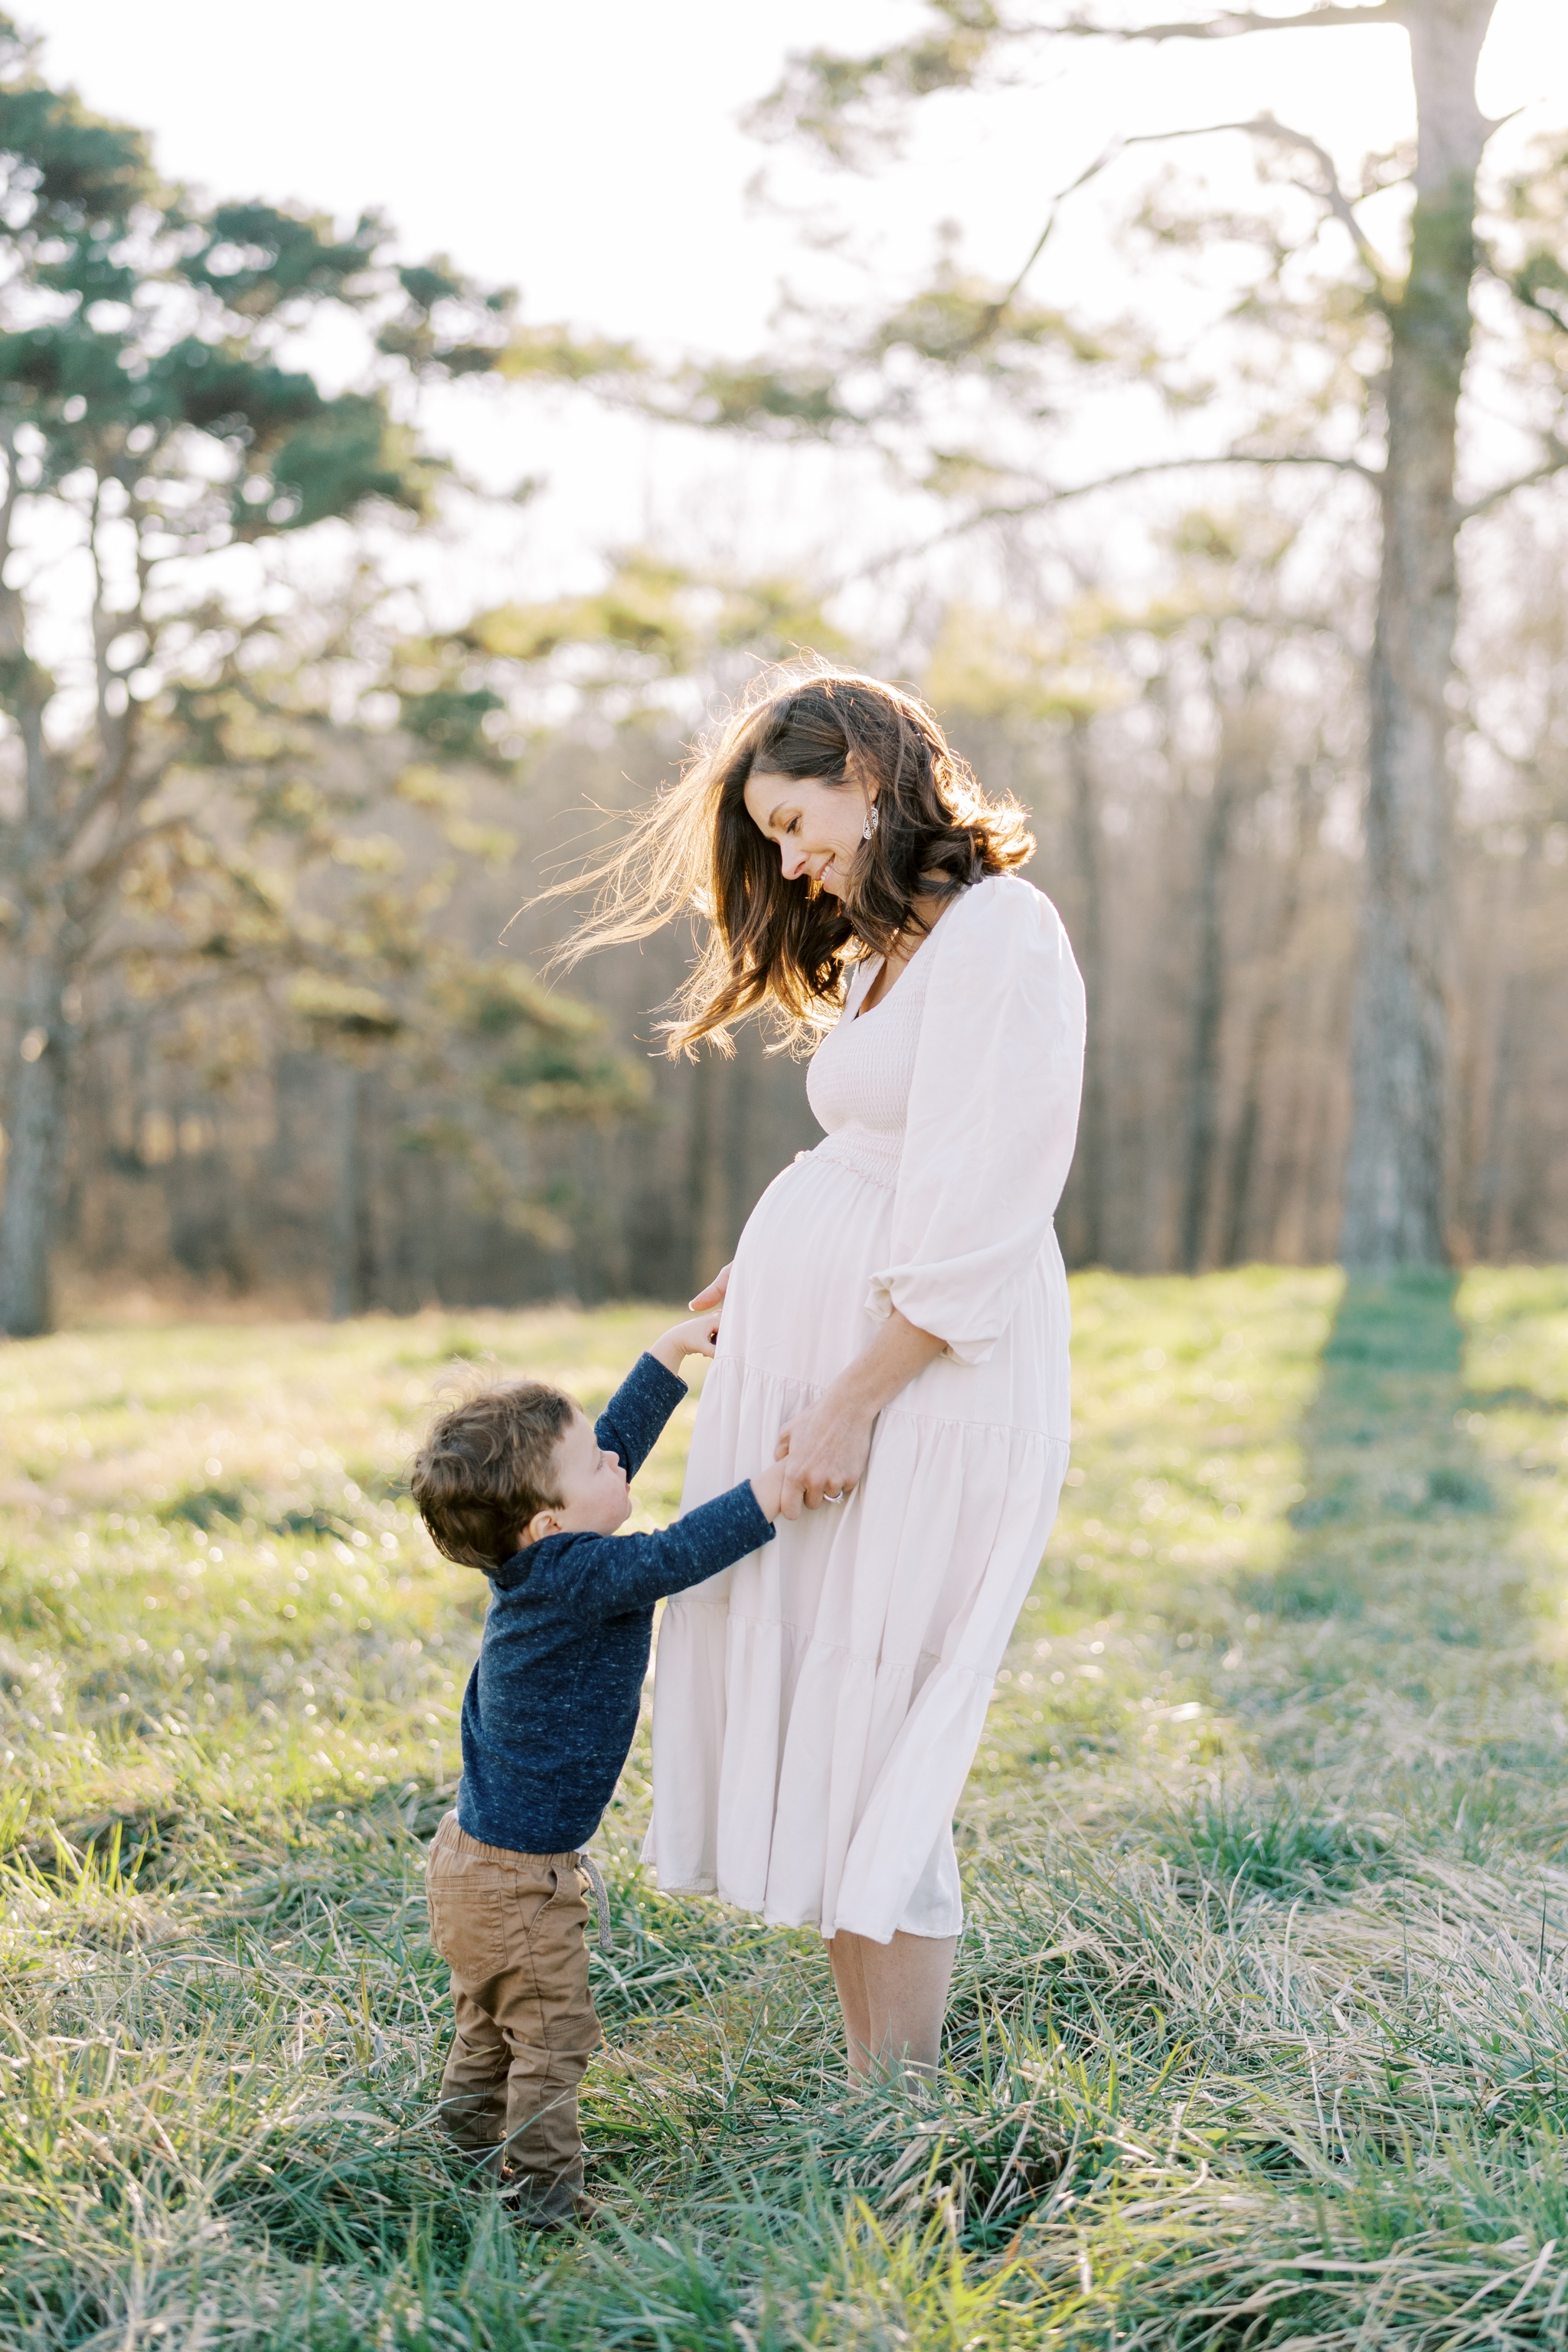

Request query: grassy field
[{"left": 4, "top": 1266, "right": 1568, "bottom": 2348}]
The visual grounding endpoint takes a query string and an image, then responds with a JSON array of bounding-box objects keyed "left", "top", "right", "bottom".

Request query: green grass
[{"left": 4, "top": 1269, "right": 1568, "bottom": 2346}]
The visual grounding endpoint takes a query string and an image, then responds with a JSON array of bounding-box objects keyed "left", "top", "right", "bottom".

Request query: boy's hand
[
  {"left": 648, "top": 1309, "right": 722, "bottom": 1377},
  {"left": 750, "top": 1459, "right": 793, "bottom": 1523}
]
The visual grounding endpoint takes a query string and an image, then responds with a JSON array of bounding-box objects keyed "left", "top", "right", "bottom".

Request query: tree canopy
[{"left": 0, "top": 14, "right": 639, "bottom": 1333}]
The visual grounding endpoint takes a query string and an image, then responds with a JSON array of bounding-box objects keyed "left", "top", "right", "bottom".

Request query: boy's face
[{"left": 530, "top": 1407, "right": 630, "bottom": 1541}]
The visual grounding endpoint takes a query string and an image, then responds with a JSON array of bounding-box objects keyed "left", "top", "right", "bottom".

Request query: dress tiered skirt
[{"left": 643, "top": 1127, "right": 1072, "bottom": 1943}]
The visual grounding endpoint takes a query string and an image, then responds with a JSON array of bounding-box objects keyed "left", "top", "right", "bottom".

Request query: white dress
[{"left": 642, "top": 874, "right": 1086, "bottom": 1943}]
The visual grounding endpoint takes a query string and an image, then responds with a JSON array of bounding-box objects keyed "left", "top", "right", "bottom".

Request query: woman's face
[{"left": 743, "top": 766, "right": 870, "bottom": 899}]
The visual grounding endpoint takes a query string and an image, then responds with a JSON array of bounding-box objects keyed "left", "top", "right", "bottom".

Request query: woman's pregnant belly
[
  {"left": 717, "top": 1148, "right": 894, "bottom": 1391},
  {"left": 713, "top": 1140, "right": 1070, "bottom": 1439}
]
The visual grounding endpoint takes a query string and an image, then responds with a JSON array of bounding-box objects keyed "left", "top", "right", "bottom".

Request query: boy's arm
[
  {"left": 594, "top": 1354, "right": 688, "bottom": 1480},
  {"left": 595, "top": 1312, "right": 720, "bottom": 1477},
  {"left": 554, "top": 1482, "right": 778, "bottom": 1616}
]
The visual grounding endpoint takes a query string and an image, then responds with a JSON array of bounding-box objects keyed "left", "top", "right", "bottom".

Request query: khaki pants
[{"left": 424, "top": 1812, "right": 603, "bottom": 2201}]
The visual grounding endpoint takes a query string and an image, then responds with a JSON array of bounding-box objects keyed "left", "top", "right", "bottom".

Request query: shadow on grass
[
  {"left": 1228, "top": 1269, "right": 1565, "bottom": 1862},
  {"left": 1260, "top": 1270, "right": 1489, "bottom": 1625},
  {"left": 1143, "top": 1273, "right": 1538, "bottom": 1901}
]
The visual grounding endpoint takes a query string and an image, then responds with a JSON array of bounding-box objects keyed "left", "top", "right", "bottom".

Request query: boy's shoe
[{"left": 499, "top": 2176, "right": 603, "bottom": 2230}]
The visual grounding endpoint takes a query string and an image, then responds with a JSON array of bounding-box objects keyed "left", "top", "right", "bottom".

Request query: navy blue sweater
[{"left": 456, "top": 1353, "right": 774, "bottom": 1856}]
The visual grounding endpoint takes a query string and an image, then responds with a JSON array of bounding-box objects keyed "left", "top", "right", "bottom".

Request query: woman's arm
[
  {"left": 774, "top": 1308, "right": 944, "bottom": 1514},
  {"left": 867, "top": 881, "right": 1084, "bottom": 1364}
]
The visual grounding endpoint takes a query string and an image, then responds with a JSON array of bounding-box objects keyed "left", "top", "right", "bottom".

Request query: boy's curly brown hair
[{"left": 410, "top": 1379, "right": 578, "bottom": 1570}]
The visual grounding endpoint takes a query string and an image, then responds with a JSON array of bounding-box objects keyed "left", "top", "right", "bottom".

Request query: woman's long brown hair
[{"left": 541, "top": 663, "right": 1035, "bottom": 1056}]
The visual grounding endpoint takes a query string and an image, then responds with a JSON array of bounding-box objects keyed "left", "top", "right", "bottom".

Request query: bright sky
[{"left": 18, "top": 1, "right": 1568, "bottom": 619}]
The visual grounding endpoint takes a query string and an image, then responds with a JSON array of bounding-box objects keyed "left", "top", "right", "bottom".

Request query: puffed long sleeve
[{"left": 865, "top": 874, "right": 1085, "bottom": 1365}]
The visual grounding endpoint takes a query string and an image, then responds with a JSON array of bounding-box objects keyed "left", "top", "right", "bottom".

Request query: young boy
[{"left": 410, "top": 1314, "right": 788, "bottom": 2226}]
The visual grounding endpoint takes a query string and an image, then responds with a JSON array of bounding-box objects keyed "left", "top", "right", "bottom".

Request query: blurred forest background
[{"left": 2, "top": 1, "right": 1566, "bottom": 1330}]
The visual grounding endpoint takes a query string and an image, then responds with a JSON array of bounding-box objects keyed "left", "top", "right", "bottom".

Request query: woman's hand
[
  {"left": 774, "top": 1393, "right": 875, "bottom": 1515},
  {"left": 688, "top": 1262, "right": 732, "bottom": 1313},
  {"left": 773, "top": 1310, "right": 946, "bottom": 1516}
]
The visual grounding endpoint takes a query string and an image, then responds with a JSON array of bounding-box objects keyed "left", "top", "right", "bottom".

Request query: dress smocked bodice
[{"left": 805, "top": 947, "right": 933, "bottom": 1194}]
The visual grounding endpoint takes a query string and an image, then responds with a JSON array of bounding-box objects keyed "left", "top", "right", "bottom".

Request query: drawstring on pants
[{"left": 577, "top": 1852, "right": 612, "bottom": 1954}]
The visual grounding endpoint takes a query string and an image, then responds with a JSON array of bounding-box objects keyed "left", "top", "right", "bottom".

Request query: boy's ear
[{"left": 522, "top": 1507, "right": 560, "bottom": 1547}]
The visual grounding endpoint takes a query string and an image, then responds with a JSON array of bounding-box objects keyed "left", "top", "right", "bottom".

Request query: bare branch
[
  {"left": 1458, "top": 443, "right": 1568, "bottom": 524},
  {"left": 835, "top": 446, "right": 1376, "bottom": 590},
  {"left": 62, "top": 805, "right": 203, "bottom": 900},
  {"left": 958, "top": 99, "right": 1396, "bottom": 370},
  {"left": 986, "top": 139, "right": 1127, "bottom": 324},
  {"left": 1119, "top": 113, "right": 1397, "bottom": 292},
  {"left": 1050, "top": 3, "right": 1403, "bottom": 41},
  {"left": 1006, "top": 447, "right": 1377, "bottom": 505},
  {"left": 70, "top": 963, "right": 289, "bottom": 1042}
]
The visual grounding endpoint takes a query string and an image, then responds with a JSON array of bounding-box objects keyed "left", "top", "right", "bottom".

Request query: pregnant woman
[{"left": 559, "top": 669, "right": 1084, "bottom": 2081}]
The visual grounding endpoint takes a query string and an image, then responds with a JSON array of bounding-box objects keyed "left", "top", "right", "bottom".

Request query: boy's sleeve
[
  {"left": 556, "top": 1483, "right": 774, "bottom": 1616},
  {"left": 595, "top": 1354, "right": 688, "bottom": 1479}
]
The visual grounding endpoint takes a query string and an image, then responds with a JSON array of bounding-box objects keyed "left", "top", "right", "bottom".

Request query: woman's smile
[{"left": 743, "top": 766, "right": 868, "bottom": 898}]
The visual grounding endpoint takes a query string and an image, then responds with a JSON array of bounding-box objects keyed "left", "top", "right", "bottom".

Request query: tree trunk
[
  {"left": 687, "top": 1049, "right": 732, "bottom": 1298},
  {"left": 1472, "top": 973, "right": 1518, "bottom": 1259},
  {"left": 1465, "top": 844, "right": 1520, "bottom": 1258},
  {"left": 1178, "top": 768, "right": 1238, "bottom": 1276},
  {"left": 1066, "top": 720, "right": 1108, "bottom": 1264},
  {"left": 727, "top": 1037, "right": 756, "bottom": 1244},
  {"left": 329, "top": 1063, "right": 374, "bottom": 1318},
  {"left": 0, "top": 437, "right": 74, "bottom": 1340},
  {"left": 1221, "top": 764, "right": 1313, "bottom": 1266},
  {"left": 0, "top": 970, "right": 69, "bottom": 1337},
  {"left": 1341, "top": 0, "right": 1498, "bottom": 1268}
]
